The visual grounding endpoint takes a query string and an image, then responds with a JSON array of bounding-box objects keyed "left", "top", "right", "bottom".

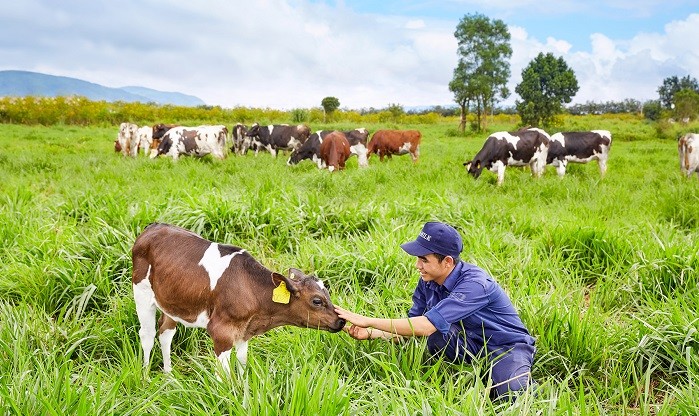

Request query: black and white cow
[
  {"left": 463, "top": 127, "right": 550, "bottom": 185},
  {"left": 547, "top": 130, "right": 612, "bottom": 177},
  {"left": 244, "top": 123, "right": 311, "bottom": 157},
  {"left": 287, "top": 128, "right": 370, "bottom": 168},
  {"left": 230, "top": 123, "right": 248, "bottom": 155},
  {"left": 151, "top": 125, "right": 228, "bottom": 161},
  {"left": 288, "top": 131, "right": 325, "bottom": 168}
]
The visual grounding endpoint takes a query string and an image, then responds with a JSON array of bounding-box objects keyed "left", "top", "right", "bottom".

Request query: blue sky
[
  {"left": 1, "top": 0, "right": 698, "bottom": 109},
  {"left": 344, "top": 0, "right": 696, "bottom": 50}
]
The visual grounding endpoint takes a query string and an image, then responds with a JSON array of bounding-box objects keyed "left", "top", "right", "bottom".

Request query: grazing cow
[
  {"left": 679, "top": 133, "right": 699, "bottom": 178},
  {"left": 151, "top": 123, "right": 179, "bottom": 157},
  {"left": 367, "top": 129, "right": 421, "bottom": 163},
  {"left": 288, "top": 131, "right": 326, "bottom": 168},
  {"left": 230, "top": 123, "right": 248, "bottom": 155},
  {"left": 151, "top": 125, "right": 228, "bottom": 161},
  {"left": 244, "top": 123, "right": 311, "bottom": 157},
  {"left": 132, "top": 223, "right": 345, "bottom": 374},
  {"left": 547, "top": 130, "right": 612, "bottom": 177},
  {"left": 320, "top": 131, "right": 351, "bottom": 172},
  {"left": 117, "top": 122, "right": 139, "bottom": 157},
  {"left": 136, "top": 126, "right": 154, "bottom": 157},
  {"left": 287, "top": 128, "right": 370, "bottom": 168},
  {"left": 464, "top": 128, "right": 550, "bottom": 185}
]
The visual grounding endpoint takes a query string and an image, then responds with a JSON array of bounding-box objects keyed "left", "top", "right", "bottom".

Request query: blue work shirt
[{"left": 408, "top": 260, "right": 535, "bottom": 357}]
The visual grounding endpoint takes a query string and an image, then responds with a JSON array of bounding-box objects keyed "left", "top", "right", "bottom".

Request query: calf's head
[{"left": 272, "top": 268, "right": 346, "bottom": 332}]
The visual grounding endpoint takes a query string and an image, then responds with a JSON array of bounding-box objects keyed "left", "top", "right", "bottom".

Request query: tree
[
  {"left": 673, "top": 89, "right": 699, "bottom": 122},
  {"left": 386, "top": 103, "right": 404, "bottom": 121},
  {"left": 321, "top": 96, "right": 340, "bottom": 122},
  {"left": 657, "top": 75, "right": 699, "bottom": 109},
  {"left": 449, "top": 13, "right": 511, "bottom": 132},
  {"left": 515, "top": 52, "right": 579, "bottom": 128}
]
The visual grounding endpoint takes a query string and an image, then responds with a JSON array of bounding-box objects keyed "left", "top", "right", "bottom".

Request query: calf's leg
[
  {"left": 132, "top": 270, "right": 157, "bottom": 369},
  {"left": 158, "top": 315, "right": 177, "bottom": 373}
]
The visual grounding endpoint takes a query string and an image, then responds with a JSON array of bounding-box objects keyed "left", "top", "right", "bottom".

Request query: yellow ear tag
[{"left": 272, "top": 281, "right": 291, "bottom": 304}]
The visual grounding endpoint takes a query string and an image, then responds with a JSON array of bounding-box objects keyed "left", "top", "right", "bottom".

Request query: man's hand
[
  {"left": 334, "top": 305, "right": 372, "bottom": 328},
  {"left": 343, "top": 324, "right": 372, "bottom": 340}
]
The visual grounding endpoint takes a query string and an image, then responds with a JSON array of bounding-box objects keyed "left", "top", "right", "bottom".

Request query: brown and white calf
[
  {"left": 320, "top": 131, "right": 351, "bottom": 172},
  {"left": 131, "top": 223, "right": 346, "bottom": 375}
]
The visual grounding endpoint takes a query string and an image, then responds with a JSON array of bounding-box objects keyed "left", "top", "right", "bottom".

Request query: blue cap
[{"left": 400, "top": 222, "right": 463, "bottom": 258}]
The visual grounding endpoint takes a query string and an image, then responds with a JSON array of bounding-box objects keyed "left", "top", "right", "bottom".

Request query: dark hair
[{"left": 434, "top": 253, "right": 460, "bottom": 263}]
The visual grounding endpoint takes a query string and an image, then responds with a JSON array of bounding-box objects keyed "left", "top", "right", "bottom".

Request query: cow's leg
[
  {"left": 598, "top": 157, "right": 608, "bottom": 177},
  {"left": 496, "top": 166, "right": 506, "bottom": 186},
  {"left": 132, "top": 266, "right": 157, "bottom": 369},
  {"left": 158, "top": 314, "right": 177, "bottom": 373},
  {"left": 412, "top": 146, "right": 420, "bottom": 163}
]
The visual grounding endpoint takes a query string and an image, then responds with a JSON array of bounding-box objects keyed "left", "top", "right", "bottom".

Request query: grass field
[{"left": 0, "top": 120, "right": 698, "bottom": 415}]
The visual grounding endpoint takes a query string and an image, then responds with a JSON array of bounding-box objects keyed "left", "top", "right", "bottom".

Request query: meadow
[{"left": 0, "top": 117, "right": 698, "bottom": 415}]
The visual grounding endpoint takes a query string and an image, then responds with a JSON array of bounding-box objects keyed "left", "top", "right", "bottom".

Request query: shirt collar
[{"left": 442, "top": 260, "right": 463, "bottom": 292}]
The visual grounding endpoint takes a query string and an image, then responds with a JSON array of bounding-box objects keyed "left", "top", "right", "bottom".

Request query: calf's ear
[{"left": 272, "top": 272, "right": 300, "bottom": 297}]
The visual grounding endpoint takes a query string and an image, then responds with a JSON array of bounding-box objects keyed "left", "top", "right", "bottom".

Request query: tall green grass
[{"left": 1, "top": 122, "right": 698, "bottom": 414}]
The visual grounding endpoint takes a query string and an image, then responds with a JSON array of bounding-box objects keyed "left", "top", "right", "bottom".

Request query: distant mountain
[{"left": 0, "top": 70, "right": 206, "bottom": 107}]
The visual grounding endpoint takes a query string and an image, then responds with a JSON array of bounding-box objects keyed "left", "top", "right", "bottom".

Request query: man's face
[{"left": 414, "top": 253, "right": 453, "bottom": 285}]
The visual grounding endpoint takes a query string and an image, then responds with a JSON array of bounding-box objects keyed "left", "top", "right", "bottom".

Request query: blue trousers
[{"left": 427, "top": 325, "right": 535, "bottom": 398}]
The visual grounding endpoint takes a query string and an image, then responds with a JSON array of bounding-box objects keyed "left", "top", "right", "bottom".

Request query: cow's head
[
  {"left": 463, "top": 160, "right": 483, "bottom": 178},
  {"left": 245, "top": 123, "right": 260, "bottom": 138},
  {"left": 271, "top": 268, "right": 346, "bottom": 333},
  {"left": 287, "top": 134, "right": 320, "bottom": 165}
]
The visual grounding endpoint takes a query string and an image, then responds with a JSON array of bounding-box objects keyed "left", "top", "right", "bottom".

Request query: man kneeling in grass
[{"left": 335, "top": 221, "right": 536, "bottom": 400}]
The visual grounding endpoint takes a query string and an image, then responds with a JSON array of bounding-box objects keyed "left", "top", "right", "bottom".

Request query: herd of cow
[
  {"left": 114, "top": 122, "right": 421, "bottom": 172},
  {"left": 113, "top": 121, "right": 699, "bottom": 183}
]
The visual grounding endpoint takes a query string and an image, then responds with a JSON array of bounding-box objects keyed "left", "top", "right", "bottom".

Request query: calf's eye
[{"left": 312, "top": 298, "right": 323, "bottom": 306}]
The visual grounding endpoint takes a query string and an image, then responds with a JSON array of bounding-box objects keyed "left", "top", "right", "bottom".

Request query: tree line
[{"left": 446, "top": 13, "right": 699, "bottom": 131}]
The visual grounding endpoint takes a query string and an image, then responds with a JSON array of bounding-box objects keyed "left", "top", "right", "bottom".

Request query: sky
[{"left": 1, "top": 0, "right": 698, "bottom": 110}]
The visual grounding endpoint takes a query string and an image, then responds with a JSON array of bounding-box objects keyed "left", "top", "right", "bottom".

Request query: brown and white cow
[
  {"left": 547, "top": 130, "right": 612, "bottom": 177},
  {"left": 117, "top": 122, "right": 139, "bottom": 157},
  {"left": 320, "top": 131, "right": 351, "bottom": 172},
  {"left": 151, "top": 125, "right": 228, "bottom": 161},
  {"left": 464, "top": 127, "right": 550, "bottom": 186},
  {"left": 679, "top": 133, "right": 699, "bottom": 179},
  {"left": 132, "top": 223, "right": 346, "bottom": 375},
  {"left": 136, "top": 126, "right": 154, "bottom": 157},
  {"left": 244, "top": 123, "right": 311, "bottom": 157},
  {"left": 366, "top": 129, "right": 421, "bottom": 163},
  {"left": 287, "top": 128, "right": 370, "bottom": 168},
  {"left": 150, "top": 123, "right": 179, "bottom": 157}
]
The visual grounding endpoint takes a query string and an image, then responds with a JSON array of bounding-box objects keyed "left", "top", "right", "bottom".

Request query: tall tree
[
  {"left": 449, "top": 13, "right": 511, "bottom": 132},
  {"left": 321, "top": 96, "right": 340, "bottom": 122},
  {"left": 673, "top": 89, "right": 699, "bottom": 121},
  {"left": 515, "top": 52, "right": 579, "bottom": 128},
  {"left": 658, "top": 75, "right": 699, "bottom": 109}
]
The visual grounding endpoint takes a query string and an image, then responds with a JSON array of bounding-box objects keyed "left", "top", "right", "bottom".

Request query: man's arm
[{"left": 336, "top": 306, "right": 438, "bottom": 338}]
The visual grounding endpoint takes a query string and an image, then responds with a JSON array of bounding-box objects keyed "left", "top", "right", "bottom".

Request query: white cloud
[{"left": 0, "top": 2, "right": 697, "bottom": 110}]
